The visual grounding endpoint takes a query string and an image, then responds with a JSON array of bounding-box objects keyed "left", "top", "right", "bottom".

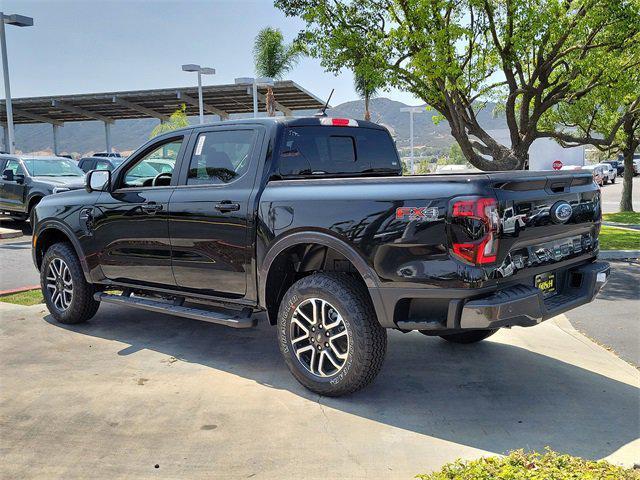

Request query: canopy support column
[
  {"left": 105, "top": 121, "right": 112, "bottom": 153},
  {"left": 52, "top": 124, "right": 60, "bottom": 156}
]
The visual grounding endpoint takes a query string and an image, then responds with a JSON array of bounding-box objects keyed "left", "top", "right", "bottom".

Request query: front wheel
[
  {"left": 41, "top": 243, "right": 100, "bottom": 324},
  {"left": 438, "top": 329, "right": 498, "bottom": 344},
  {"left": 611, "top": 176, "right": 616, "bottom": 184},
  {"left": 277, "top": 273, "right": 387, "bottom": 396}
]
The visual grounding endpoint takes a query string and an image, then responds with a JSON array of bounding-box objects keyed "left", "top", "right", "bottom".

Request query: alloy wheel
[
  {"left": 46, "top": 258, "right": 73, "bottom": 311},
  {"left": 290, "top": 298, "right": 350, "bottom": 377}
]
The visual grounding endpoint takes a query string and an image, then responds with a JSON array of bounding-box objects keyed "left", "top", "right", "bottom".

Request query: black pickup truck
[{"left": 32, "top": 116, "right": 609, "bottom": 396}]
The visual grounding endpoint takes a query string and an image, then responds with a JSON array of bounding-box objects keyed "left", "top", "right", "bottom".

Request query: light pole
[
  {"left": 234, "top": 77, "right": 274, "bottom": 118},
  {"left": 1, "top": 13, "right": 34, "bottom": 154},
  {"left": 400, "top": 106, "right": 425, "bottom": 174},
  {"left": 182, "top": 64, "right": 215, "bottom": 124}
]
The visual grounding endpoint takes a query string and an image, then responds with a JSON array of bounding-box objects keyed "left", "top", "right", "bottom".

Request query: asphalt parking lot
[
  {"left": 601, "top": 175, "right": 640, "bottom": 213},
  {"left": 0, "top": 301, "right": 637, "bottom": 479},
  {"left": 565, "top": 260, "right": 640, "bottom": 366}
]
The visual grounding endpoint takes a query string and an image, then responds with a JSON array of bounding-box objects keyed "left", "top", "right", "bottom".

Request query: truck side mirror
[
  {"left": 2, "top": 169, "right": 14, "bottom": 182},
  {"left": 15, "top": 173, "right": 25, "bottom": 184},
  {"left": 86, "top": 169, "right": 111, "bottom": 193}
]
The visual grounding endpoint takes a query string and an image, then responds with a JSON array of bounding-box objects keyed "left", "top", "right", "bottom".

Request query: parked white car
[{"left": 597, "top": 163, "right": 616, "bottom": 184}]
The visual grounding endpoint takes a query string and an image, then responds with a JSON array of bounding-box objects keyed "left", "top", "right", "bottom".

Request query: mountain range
[{"left": 13, "top": 97, "right": 508, "bottom": 157}]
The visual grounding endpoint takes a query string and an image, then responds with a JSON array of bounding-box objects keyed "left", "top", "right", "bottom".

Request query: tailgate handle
[{"left": 549, "top": 182, "right": 569, "bottom": 193}]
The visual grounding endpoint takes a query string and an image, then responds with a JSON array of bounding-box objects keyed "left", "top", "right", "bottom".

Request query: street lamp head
[
  {"left": 235, "top": 77, "right": 254, "bottom": 85},
  {"left": 181, "top": 64, "right": 201, "bottom": 72},
  {"left": 200, "top": 67, "right": 216, "bottom": 75},
  {"left": 400, "top": 106, "right": 426, "bottom": 114},
  {"left": 2, "top": 14, "right": 34, "bottom": 27}
]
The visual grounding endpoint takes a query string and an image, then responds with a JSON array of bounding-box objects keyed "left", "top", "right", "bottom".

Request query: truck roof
[{"left": 168, "top": 116, "right": 390, "bottom": 135}]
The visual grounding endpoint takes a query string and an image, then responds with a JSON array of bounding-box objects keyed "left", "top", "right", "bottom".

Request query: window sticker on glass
[{"left": 195, "top": 135, "right": 206, "bottom": 156}]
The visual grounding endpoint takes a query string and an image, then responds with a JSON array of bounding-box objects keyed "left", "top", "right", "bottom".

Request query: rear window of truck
[{"left": 278, "top": 126, "right": 401, "bottom": 177}]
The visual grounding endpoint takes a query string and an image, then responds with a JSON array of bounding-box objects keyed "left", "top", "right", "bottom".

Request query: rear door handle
[
  {"left": 215, "top": 201, "right": 240, "bottom": 213},
  {"left": 141, "top": 202, "right": 163, "bottom": 213}
]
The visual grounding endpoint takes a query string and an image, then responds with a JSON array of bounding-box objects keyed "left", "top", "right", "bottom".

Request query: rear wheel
[
  {"left": 41, "top": 243, "right": 100, "bottom": 324},
  {"left": 438, "top": 329, "right": 498, "bottom": 344},
  {"left": 278, "top": 272, "right": 387, "bottom": 396}
]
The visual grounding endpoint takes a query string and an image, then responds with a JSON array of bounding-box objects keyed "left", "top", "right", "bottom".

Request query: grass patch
[
  {"left": 603, "top": 211, "right": 640, "bottom": 224},
  {"left": 416, "top": 449, "right": 640, "bottom": 479},
  {"left": 0, "top": 288, "right": 44, "bottom": 306},
  {"left": 599, "top": 225, "right": 640, "bottom": 250}
]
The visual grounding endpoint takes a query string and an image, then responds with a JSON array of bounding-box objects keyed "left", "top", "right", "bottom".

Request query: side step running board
[{"left": 94, "top": 292, "right": 256, "bottom": 329}]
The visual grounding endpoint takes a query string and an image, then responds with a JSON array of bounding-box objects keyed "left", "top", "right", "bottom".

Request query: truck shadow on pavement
[{"left": 45, "top": 304, "right": 639, "bottom": 460}]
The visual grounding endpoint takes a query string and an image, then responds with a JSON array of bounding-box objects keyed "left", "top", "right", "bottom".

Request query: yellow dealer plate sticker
[{"left": 535, "top": 272, "right": 556, "bottom": 295}]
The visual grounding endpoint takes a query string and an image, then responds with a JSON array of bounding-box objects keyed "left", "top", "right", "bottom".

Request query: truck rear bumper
[
  {"left": 459, "top": 261, "right": 609, "bottom": 329},
  {"left": 370, "top": 260, "right": 610, "bottom": 331}
]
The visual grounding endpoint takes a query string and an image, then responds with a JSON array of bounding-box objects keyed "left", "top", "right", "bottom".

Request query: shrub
[{"left": 416, "top": 449, "right": 639, "bottom": 480}]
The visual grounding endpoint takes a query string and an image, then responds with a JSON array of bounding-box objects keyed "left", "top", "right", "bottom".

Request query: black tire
[
  {"left": 611, "top": 176, "right": 616, "bottom": 184},
  {"left": 277, "top": 272, "right": 387, "bottom": 397},
  {"left": 438, "top": 329, "right": 498, "bottom": 344},
  {"left": 41, "top": 242, "right": 100, "bottom": 324}
]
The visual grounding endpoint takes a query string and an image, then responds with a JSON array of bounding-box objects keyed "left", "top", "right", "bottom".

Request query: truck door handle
[
  {"left": 215, "top": 201, "right": 240, "bottom": 212},
  {"left": 141, "top": 202, "right": 163, "bottom": 213}
]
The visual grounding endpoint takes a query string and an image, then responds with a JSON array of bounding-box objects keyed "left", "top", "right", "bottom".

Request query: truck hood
[{"left": 32, "top": 176, "right": 85, "bottom": 189}]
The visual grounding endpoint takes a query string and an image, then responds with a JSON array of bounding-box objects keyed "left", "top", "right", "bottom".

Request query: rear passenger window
[
  {"left": 187, "top": 130, "right": 257, "bottom": 185},
  {"left": 279, "top": 126, "right": 400, "bottom": 176}
]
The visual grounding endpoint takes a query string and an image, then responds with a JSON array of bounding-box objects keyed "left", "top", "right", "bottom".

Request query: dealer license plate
[{"left": 535, "top": 272, "right": 556, "bottom": 296}]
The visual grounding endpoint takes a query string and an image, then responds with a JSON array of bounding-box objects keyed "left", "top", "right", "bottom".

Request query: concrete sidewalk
[{"left": 0, "top": 302, "right": 638, "bottom": 479}]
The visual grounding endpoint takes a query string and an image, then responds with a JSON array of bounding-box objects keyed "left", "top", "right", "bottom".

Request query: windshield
[{"left": 23, "top": 158, "right": 84, "bottom": 177}]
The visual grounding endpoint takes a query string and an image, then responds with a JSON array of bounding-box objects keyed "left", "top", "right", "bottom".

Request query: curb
[
  {"left": 0, "top": 228, "right": 22, "bottom": 240},
  {"left": 598, "top": 250, "right": 640, "bottom": 260},
  {"left": 0, "top": 285, "right": 40, "bottom": 296},
  {"left": 602, "top": 221, "right": 640, "bottom": 231}
]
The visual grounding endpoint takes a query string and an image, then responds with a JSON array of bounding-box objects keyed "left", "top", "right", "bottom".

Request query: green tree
[
  {"left": 541, "top": 46, "right": 640, "bottom": 211},
  {"left": 253, "top": 27, "right": 302, "bottom": 116},
  {"left": 353, "top": 67, "right": 381, "bottom": 121},
  {"left": 276, "top": 0, "right": 640, "bottom": 170},
  {"left": 149, "top": 104, "right": 189, "bottom": 138},
  {"left": 448, "top": 143, "right": 467, "bottom": 165}
]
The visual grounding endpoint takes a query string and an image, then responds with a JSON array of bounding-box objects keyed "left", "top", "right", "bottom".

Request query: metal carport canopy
[{"left": 0, "top": 80, "right": 326, "bottom": 125}]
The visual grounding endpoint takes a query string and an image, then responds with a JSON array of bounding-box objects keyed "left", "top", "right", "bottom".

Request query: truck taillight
[{"left": 450, "top": 197, "right": 499, "bottom": 265}]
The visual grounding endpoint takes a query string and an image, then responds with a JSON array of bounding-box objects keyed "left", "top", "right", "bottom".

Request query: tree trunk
[
  {"left": 364, "top": 94, "right": 371, "bottom": 121},
  {"left": 620, "top": 115, "right": 638, "bottom": 212},
  {"left": 266, "top": 87, "right": 276, "bottom": 117},
  {"left": 450, "top": 127, "right": 529, "bottom": 171},
  {"left": 620, "top": 148, "right": 634, "bottom": 212}
]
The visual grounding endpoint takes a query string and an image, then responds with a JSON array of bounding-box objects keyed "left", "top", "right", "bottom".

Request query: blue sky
[{"left": 1, "top": 0, "right": 420, "bottom": 106}]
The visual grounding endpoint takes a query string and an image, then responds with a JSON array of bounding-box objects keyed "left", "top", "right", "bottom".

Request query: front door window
[{"left": 121, "top": 139, "right": 182, "bottom": 188}]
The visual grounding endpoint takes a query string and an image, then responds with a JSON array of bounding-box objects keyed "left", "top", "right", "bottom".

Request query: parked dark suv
[
  {"left": 32, "top": 117, "right": 609, "bottom": 396},
  {"left": 0, "top": 155, "right": 85, "bottom": 224}
]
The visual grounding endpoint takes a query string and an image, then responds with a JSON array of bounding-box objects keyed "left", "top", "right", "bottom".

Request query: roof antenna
[{"left": 315, "top": 89, "right": 334, "bottom": 117}]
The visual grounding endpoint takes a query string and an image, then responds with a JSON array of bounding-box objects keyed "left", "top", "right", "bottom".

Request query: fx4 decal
[{"left": 395, "top": 206, "right": 440, "bottom": 222}]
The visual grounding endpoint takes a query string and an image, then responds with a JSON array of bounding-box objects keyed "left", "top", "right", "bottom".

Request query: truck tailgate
[{"left": 486, "top": 171, "right": 600, "bottom": 279}]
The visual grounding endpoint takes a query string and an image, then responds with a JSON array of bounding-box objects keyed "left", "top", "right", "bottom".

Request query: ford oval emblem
[{"left": 550, "top": 201, "right": 573, "bottom": 224}]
